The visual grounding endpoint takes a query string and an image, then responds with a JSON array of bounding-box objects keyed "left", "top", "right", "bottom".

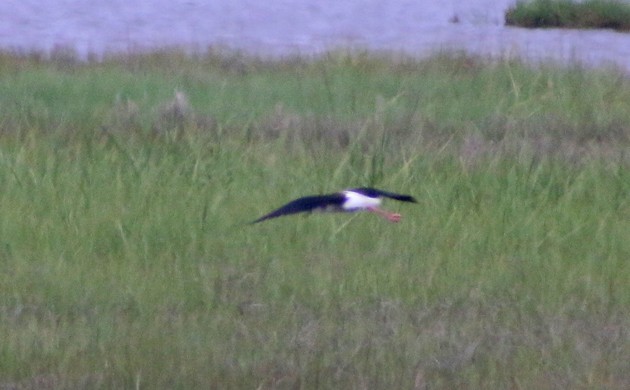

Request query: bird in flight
[{"left": 252, "top": 187, "right": 417, "bottom": 224}]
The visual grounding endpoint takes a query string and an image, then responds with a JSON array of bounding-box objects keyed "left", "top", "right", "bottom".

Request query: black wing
[
  {"left": 349, "top": 187, "right": 417, "bottom": 203},
  {"left": 252, "top": 193, "right": 346, "bottom": 223}
]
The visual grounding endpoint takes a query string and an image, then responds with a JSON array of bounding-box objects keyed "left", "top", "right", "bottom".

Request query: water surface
[{"left": 1, "top": 0, "right": 629, "bottom": 72}]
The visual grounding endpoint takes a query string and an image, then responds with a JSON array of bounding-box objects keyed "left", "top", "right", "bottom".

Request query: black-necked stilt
[{"left": 252, "top": 187, "right": 417, "bottom": 224}]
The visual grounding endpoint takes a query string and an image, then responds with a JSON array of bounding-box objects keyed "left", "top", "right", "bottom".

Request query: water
[{"left": 1, "top": 0, "right": 629, "bottom": 72}]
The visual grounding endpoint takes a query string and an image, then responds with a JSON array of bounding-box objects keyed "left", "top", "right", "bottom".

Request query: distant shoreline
[{"left": 506, "top": 0, "right": 630, "bottom": 31}]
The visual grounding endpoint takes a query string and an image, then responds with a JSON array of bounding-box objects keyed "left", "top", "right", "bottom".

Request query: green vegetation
[
  {"left": 0, "top": 49, "right": 629, "bottom": 388},
  {"left": 506, "top": 0, "right": 630, "bottom": 31}
]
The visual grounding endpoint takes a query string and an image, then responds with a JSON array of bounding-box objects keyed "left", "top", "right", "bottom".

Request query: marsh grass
[
  {"left": 0, "top": 50, "right": 629, "bottom": 388},
  {"left": 506, "top": 0, "right": 630, "bottom": 31}
]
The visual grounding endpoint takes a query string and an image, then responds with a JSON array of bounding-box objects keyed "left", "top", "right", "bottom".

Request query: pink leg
[{"left": 367, "top": 207, "right": 401, "bottom": 223}]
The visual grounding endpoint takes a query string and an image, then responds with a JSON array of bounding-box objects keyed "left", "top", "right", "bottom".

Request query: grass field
[{"left": 0, "top": 49, "right": 629, "bottom": 388}]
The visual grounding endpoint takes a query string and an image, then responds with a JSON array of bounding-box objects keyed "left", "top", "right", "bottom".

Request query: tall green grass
[{"left": 0, "top": 50, "right": 629, "bottom": 388}]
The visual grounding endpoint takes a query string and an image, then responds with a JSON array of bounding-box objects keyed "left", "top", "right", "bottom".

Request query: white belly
[{"left": 342, "top": 191, "right": 381, "bottom": 211}]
